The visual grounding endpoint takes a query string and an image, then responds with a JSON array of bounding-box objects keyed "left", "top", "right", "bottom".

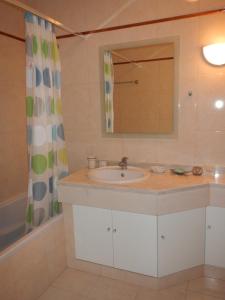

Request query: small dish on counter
[
  {"left": 192, "top": 166, "right": 203, "bottom": 176},
  {"left": 171, "top": 167, "right": 192, "bottom": 175},
  {"left": 150, "top": 165, "right": 166, "bottom": 174}
]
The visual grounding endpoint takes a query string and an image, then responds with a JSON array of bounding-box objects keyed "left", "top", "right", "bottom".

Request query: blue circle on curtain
[
  {"left": 34, "top": 97, "right": 45, "bottom": 116},
  {"left": 43, "top": 68, "right": 51, "bottom": 88},
  {"left": 105, "top": 81, "right": 111, "bottom": 94},
  {"left": 59, "top": 171, "right": 69, "bottom": 179},
  {"left": 33, "top": 208, "right": 45, "bottom": 226},
  {"left": 57, "top": 124, "right": 65, "bottom": 140},
  {"left": 53, "top": 71, "right": 61, "bottom": 89},
  {"left": 33, "top": 182, "right": 47, "bottom": 201},
  {"left": 52, "top": 125, "right": 57, "bottom": 141},
  {"left": 45, "top": 20, "right": 51, "bottom": 31},
  {"left": 35, "top": 67, "right": 42, "bottom": 86},
  {"left": 26, "top": 36, "right": 33, "bottom": 57},
  {"left": 37, "top": 16, "right": 42, "bottom": 26},
  {"left": 24, "top": 12, "right": 33, "bottom": 23},
  {"left": 49, "top": 176, "right": 53, "bottom": 193},
  {"left": 27, "top": 125, "right": 32, "bottom": 145}
]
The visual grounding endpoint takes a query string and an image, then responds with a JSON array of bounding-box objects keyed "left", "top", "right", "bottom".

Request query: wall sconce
[{"left": 202, "top": 43, "right": 225, "bottom": 66}]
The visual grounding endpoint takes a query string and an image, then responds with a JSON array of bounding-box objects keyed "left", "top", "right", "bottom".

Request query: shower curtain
[
  {"left": 104, "top": 51, "right": 114, "bottom": 133},
  {"left": 25, "top": 12, "right": 68, "bottom": 228}
]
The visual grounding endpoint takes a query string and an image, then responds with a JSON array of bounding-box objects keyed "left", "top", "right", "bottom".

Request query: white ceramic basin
[{"left": 88, "top": 166, "right": 149, "bottom": 184}]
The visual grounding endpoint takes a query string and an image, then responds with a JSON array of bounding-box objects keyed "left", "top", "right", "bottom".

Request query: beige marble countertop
[{"left": 59, "top": 168, "right": 225, "bottom": 194}]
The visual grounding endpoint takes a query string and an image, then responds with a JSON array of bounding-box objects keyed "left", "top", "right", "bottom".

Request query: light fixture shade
[{"left": 202, "top": 43, "right": 225, "bottom": 66}]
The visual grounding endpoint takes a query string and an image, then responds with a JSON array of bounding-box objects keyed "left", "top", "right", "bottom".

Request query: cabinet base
[
  {"left": 67, "top": 256, "right": 204, "bottom": 289},
  {"left": 67, "top": 260, "right": 225, "bottom": 289}
]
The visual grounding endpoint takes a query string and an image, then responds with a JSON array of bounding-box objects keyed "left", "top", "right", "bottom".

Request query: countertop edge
[{"left": 58, "top": 180, "right": 211, "bottom": 195}]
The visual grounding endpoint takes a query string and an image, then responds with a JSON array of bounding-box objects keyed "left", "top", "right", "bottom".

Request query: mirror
[{"left": 101, "top": 38, "right": 178, "bottom": 136}]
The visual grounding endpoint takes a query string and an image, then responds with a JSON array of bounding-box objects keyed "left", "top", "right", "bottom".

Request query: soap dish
[
  {"left": 171, "top": 167, "right": 192, "bottom": 176},
  {"left": 171, "top": 168, "right": 186, "bottom": 175},
  {"left": 150, "top": 166, "right": 166, "bottom": 174}
]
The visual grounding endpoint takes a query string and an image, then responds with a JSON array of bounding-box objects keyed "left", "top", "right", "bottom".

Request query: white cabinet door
[
  {"left": 158, "top": 208, "right": 205, "bottom": 277},
  {"left": 73, "top": 205, "right": 114, "bottom": 266},
  {"left": 112, "top": 210, "right": 157, "bottom": 276},
  {"left": 205, "top": 206, "right": 225, "bottom": 268}
]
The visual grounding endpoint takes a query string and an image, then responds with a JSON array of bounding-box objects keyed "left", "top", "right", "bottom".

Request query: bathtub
[
  {"left": 0, "top": 193, "right": 27, "bottom": 251},
  {"left": 0, "top": 214, "right": 65, "bottom": 300}
]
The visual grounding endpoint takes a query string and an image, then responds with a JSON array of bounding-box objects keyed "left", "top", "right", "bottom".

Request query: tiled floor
[{"left": 38, "top": 268, "right": 225, "bottom": 300}]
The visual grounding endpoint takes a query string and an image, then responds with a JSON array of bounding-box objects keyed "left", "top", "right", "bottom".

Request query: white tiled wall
[
  {"left": 0, "top": 2, "right": 27, "bottom": 202},
  {"left": 20, "top": 0, "right": 225, "bottom": 170}
]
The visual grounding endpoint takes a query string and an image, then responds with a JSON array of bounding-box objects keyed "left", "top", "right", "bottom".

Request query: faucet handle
[
  {"left": 121, "top": 156, "right": 128, "bottom": 163},
  {"left": 119, "top": 157, "right": 128, "bottom": 169}
]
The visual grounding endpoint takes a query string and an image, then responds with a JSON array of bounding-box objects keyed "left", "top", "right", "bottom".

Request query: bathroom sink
[{"left": 88, "top": 166, "right": 149, "bottom": 184}]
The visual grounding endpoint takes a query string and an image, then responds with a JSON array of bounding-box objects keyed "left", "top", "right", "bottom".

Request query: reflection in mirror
[{"left": 102, "top": 40, "right": 177, "bottom": 135}]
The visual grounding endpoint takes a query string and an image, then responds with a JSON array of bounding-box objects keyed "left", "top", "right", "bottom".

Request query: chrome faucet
[{"left": 119, "top": 157, "right": 128, "bottom": 170}]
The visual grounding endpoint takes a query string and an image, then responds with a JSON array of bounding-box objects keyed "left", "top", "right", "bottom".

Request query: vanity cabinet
[
  {"left": 73, "top": 205, "right": 114, "bottom": 267},
  {"left": 73, "top": 205, "right": 158, "bottom": 276},
  {"left": 112, "top": 210, "right": 157, "bottom": 276},
  {"left": 205, "top": 206, "right": 225, "bottom": 268},
  {"left": 73, "top": 205, "right": 206, "bottom": 277},
  {"left": 158, "top": 208, "right": 205, "bottom": 277}
]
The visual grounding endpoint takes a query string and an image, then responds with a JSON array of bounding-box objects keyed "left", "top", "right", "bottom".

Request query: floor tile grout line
[{"left": 36, "top": 267, "right": 68, "bottom": 300}]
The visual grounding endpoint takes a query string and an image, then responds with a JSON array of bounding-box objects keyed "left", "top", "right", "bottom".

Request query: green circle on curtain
[
  {"left": 32, "top": 154, "right": 47, "bottom": 174},
  {"left": 26, "top": 96, "right": 34, "bottom": 117},
  {"left": 104, "top": 63, "right": 110, "bottom": 75},
  {"left": 51, "top": 41, "right": 59, "bottom": 62},
  {"left": 48, "top": 151, "right": 54, "bottom": 168},
  {"left": 32, "top": 35, "right": 38, "bottom": 54},
  {"left": 41, "top": 40, "right": 48, "bottom": 58},
  {"left": 56, "top": 99, "right": 62, "bottom": 114},
  {"left": 58, "top": 148, "right": 68, "bottom": 165},
  {"left": 51, "top": 98, "right": 55, "bottom": 114}
]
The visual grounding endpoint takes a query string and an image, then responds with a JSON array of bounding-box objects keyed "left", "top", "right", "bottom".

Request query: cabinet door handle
[
  {"left": 161, "top": 235, "right": 165, "bottom": 240},
  {"left": 207, "top": 225, "right": 212, "bottom": 230},
  {"left": 113, "top": 228, "right": 117, "bottom": 233},
  {"left": 107, "top": 227, "right": 111, "bottom": 232}
]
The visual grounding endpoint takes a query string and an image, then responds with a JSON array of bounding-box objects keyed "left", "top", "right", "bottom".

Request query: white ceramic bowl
[{"left": 150, "top": 166, "right": 166, "bottom": 174}]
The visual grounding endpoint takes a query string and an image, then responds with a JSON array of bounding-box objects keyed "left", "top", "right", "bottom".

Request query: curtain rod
[
  {"left": 2, "top": 0, "right": 84, "bottom": 39},
  {"left": 0, "top": 30, "right": 25, "bottom": 42},
  {"left": 113, "top": 57, "right": 174, "bottom": 65},
  {"left": 1, "top": 6, "right": 225, "bottom": 43},
  {"left": 111, "top": 50, "right": 140, "bottom": 68},
  {"left": 57, "top": 7, "right": 225, "bottom": 39}
]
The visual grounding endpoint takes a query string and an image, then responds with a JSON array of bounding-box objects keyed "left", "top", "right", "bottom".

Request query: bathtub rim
[
  {"left": 0, "top": 214, "right": 63, "bottom": 262},
  {"left": 0, "top": 192, "right": 27, "bottom": 209}
]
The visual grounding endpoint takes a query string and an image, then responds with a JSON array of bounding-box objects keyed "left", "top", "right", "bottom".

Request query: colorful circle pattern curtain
[
  {"left": 25, "top": 12, "right": 68, "bottom": 228},
  {"left": 104, "top": 51, "right": 114, "bottom": 133}
]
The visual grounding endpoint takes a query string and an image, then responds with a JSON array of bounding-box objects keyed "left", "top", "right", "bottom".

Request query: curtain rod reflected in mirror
[
  {"left": 113, "top": 56, "right": 174, "bottom": 65},
  {"left": 114, "top": 80, "right": 139, "bottom": 85}
]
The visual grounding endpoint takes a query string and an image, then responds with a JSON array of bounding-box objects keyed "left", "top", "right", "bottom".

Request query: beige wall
[
  {"left": 19, "top": 0, "right": 225, "bottom": 170},
  {"left": 0, "top": 3, "right": 27, "bottom": 202}
]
